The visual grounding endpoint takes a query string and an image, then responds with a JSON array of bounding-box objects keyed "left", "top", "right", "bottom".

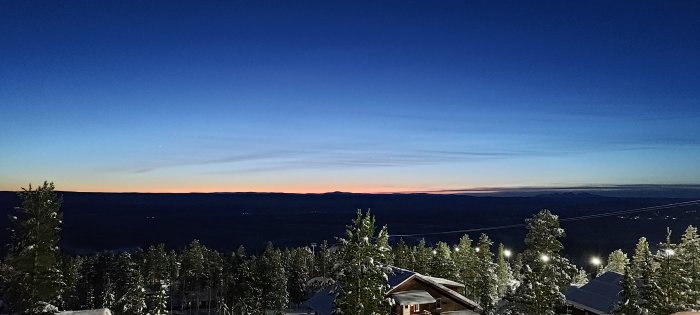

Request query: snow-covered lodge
[{"left": 305, "top": 267, "right": 481, "bottom": 315}]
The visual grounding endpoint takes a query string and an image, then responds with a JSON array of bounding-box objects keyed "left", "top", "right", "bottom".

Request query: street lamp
[
  {"left": 454, "top": 246, "right": 460, "bottom": 252},
  {"left": 590, "top": 256, "right": 602, "bottom": 276},
  {"left": 475, "top": 247, "right": 480, "bottom": 253},
  {"left": 665, "top": 249, "right": 675, "bottom": 256},
  {"left": 432, "top": 250, "right": 437, "bottom": 255},
  {"left": 504, "top": 249, "right": 512, "bottom": 258},
  {"left": 540, "top": 254, "right": 550, "bottom": 263}
]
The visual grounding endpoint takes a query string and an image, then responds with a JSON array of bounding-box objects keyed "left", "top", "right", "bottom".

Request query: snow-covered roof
[
  {"left": 440, "top": 311, "right": 481, "bottom": 315},
  {"left": 565, "top": 272, "right": 623, "bottom": 315},
  {"left": 56, "top": 309, "right": 112, "bottom": 315},
  {"left": 421, "top": 275, "right": 465, "bottom": 288},
  {"left": 391, "top": 290, "right": 436, "bottom": 305}
]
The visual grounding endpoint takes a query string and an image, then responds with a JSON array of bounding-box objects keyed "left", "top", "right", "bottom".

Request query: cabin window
[
  {"left": 436, "top": 298, "right": 442, "bottom": 309},
  {"left": 415, "top": 304, "right": 420, "bottom": 311}
]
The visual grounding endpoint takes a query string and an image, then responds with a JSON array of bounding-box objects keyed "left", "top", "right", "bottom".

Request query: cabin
[
  {"left": 305, "top": 267, "right": 481, "bottom": 315},
  {"left": 564, "top": 272, "right": 623, "bottom": 315}
]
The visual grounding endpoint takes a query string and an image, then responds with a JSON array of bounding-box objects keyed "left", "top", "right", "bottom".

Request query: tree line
[{"left": 1, "top": 182, "right": 698, "bottom": 315}]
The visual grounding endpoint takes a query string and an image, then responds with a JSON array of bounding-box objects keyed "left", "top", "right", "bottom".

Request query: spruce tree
[
  {"left": 376, "top": 225, "right": 393, "bottom": 266},
  {"left": 495, "top": 243, "right": 513, "bottom": 297},
  {"left": 453, "top": 234, "right": 479, "bottom": 300},
  {"left": 604, "top": 249, "right": 629, "bottom": 274},
  {"left": 233, "top": 255, "right": 262, "bottom": 315},
  {"left": 504, "top": 209, "right": 575, "bottom": 315},
  {"left": 60, "top": 255, "right": 82, "bottom": 310},
  {"left": 413, "top": 238, "right": 433, "bottom": 275},
  {"left": 571, "top": 268, "right": 589, "bottom": 287},
  {"left": 144, "top": 244, "right": 172, "bottom": 315},
  {"left": 678, "top": 225, "right": 700, "bottom": 309},
  {"left": 287, "top": 247, "right": 311, "bottom": 307},
  {"left": 392, "top": 238, "right": 414, "bottom": 270},
  {"left": 261, "top": 243, "right": 289, "bottom": 314},
  {"left": 113, "top": 253, "right": 146, "bottom": 315},
  {"left": 333, "top": 210, "right": 391, "bottom": 315},
  {"left": 475, "top": 234, "right": 498, "bottom": 315},
  {"left": 430, "top": 242, "right": 457, "bottom": 280},
  {"left": 650, "top": 229, "right": 687, "bottom": 314},
  {"left": 614, "top": 266, "right": 642, "bottom": 315},
  {"left": 631, "top": 237, "right": 653, "bottom": 280},
  {"left": 5, "top": 182, "right": 63, "bottom": 314}
]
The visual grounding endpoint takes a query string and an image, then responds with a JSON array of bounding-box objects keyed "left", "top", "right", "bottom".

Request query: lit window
[{"left": 436, "top": 298, "right": 442, "bottom": 309}]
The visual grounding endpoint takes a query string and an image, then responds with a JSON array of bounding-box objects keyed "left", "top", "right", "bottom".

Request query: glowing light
[
  {"left": 454, "top": 246, "right": 460, "bottom": 252},
  {"left": 540, "top": 254, "right": 550, "bottom": 263},
  {"left": 432, "top": 250, "right": 437, "bottom": 255},
  {"left": 590, "top": 257, "right": 602, "bottom": 266},
  {"left": 504, "top": 249, "right": 512, "bottom": 258},
  {"left": 665, "top": 249, "right": 675, "bottom": 256},
  {"left": 475, "top": 247, "right": 481, "bottom": 253}
]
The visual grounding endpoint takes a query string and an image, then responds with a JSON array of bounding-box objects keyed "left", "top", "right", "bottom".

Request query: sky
[{"left": 1, "top": 0, "right": 700, "bottom": 193}]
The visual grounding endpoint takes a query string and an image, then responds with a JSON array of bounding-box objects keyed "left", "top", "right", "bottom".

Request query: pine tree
[
  {"left": 144, "top": 244, "right": 172, "bottom": 315},
  {"left": 60, "top": 255, "right": 82, "bottom": 310},
  {"left": 631, "top": 237, "right": 653, "bottom": 280},
  {"left": 495, "top": 243, "right": 513, "bottom": 297},
  {"left": 113, "top": 253, "right": 146, "bottom": 315},
  {"left": 604, "top": 249, "right": 629, "bottom": 274},
  {"left": 261, "top": 243, "right": 289, "bottom": 314},
  {"left": 430, "top": 242, "right": 457, "bottom": 280},
  {"left": 315, "top": 240, "right": 334, "bottom": 279},
  {"left": 287, "top": 247, "right": 311, "bottom": 307},
  {"left": 232, "top": 255, "right": 262, "bottom": 315},
  {"left": 678, "top": 225, "right": 700, "bottom": 309},
  {"left": 650, "top": 229, "right": 687, "bottom": 314},
  {"left": 5, "top": 182, "right": 63, "bottom": 314},
  {"left": 453, "top": 234, "right": 479, "bottom": 300},
  {"left": 504, "top": 209, "right": 575, "bottom": 315},
  {"left": 376, "top": 225, "right": 393, "bottom": 266},
  {"left": 571, "top": 268, "right": 589, "bottom": 287},
  {"left": 475, "top": 234, "right": 498, "bottom": 315},
  {"left": 413, "top": 238, "right": 433, "bottom": 275},
  {"left": 333, "top": 210, "right": 391, "bottom": 315},
  {"left": 614, "top": 266, "right": 642, "bottom": 315},
  {"left": 392, "top": 238, "right": 414, "bottom": 270}
]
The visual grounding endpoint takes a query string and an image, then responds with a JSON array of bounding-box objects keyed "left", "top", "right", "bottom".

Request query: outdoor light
[
  {"left": 665, "top": 249, "right": 675, "bottom": 256},
  {"left": 475, "top": 247, "right": 480, "bottom": 253},
  {"left": 504, "top": 249, "right": 512, "bottom": 258},
  {"left": 432, "top": 250, "right": 437, "bottom": 255},
  {"left": 590, "top": 257, "right": 602, "bottom": 266},
  {"left": 454, "top": 246, "right": 460, "bottom": 252},
  {"left": 540, "top": 254, "right": 550, "bottom": 263}
]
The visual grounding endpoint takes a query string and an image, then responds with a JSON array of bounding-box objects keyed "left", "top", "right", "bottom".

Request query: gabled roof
[
  {"left": 391, "top": 290, "right": 437, "bottom": 305},
  {"left": 421, "top": 275, "right": 466, "bottom": 288},
  {"left": 565, "top": 271, "right": 623, "bottom": 315},
  {"left": 413, "top": 274, "right": 481, "bottom": 311},
  {"left": 56, "top": 309, "right": 112, "bottom": 315}
]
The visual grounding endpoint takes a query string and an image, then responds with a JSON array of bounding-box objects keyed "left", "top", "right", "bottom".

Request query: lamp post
[
  {"left": 590, "top": 256, "right": 602, "bottom": 277},
  {"left": 504, "top": 249, "right": 512, "bottom": 263}
]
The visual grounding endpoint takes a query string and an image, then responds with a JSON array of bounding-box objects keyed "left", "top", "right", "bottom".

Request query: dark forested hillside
[{"left": 0, "top": 191, "right": 698, "bottom": 264}]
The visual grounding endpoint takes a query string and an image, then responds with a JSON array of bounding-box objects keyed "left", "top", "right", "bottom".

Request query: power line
[{"left": 389, "top": 199, "right": 700, "bottom": 238}]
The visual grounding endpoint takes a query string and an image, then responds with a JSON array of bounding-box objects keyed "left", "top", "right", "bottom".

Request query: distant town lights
[
  {"left": 540, "top": 254, "right": 550, "bottom": 263},
  {"left": 590, "top": 257, "right": 602, "bottom": 266},
  {"left": 504, "top": 249, "right": 512, "bottom": 258}
]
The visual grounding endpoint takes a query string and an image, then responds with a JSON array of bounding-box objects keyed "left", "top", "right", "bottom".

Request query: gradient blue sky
[{"left": 1, "top": 1, "right": 699, "bottom": 193}]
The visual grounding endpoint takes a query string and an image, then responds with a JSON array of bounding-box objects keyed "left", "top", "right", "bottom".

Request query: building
[
  {"left": 565, "top": 272, "right": 623, "bottom": 315},
  {"left": 305, "top": 267, "right": 481, "bottom": 315}
]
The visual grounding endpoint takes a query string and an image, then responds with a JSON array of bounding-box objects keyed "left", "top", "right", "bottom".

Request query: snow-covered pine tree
[
  {"left": 604, "top": 249, "right": 629, "bottom": 274},
  {"left": 261, "top": 242, "right": 289, "bottom": 315},
  {"left": 495, "top": 243, "right": 513, "bottom": 298},
  {"left": 613, "top": 265, "right": 642, "bottom": 315},
  {"left": 333, "top": 209, "right": 391, "bottom": 315},
  {"left": 678, "top": 225, "right": 700, "bottom": 310},
  {"left": 392, "top": 238, "right": 414, "bottom": 271},
  {"left": 60, "top": 255, "right": 82, "bottom": 310},
  {"left": 430, "top": 242, "right": 457, "bottom": 280},
  {"left": 233, "top": 255, "right": 262, "bottom": 315},
  {"left": 631, "top": 237, "right": 654, "bottom": 280},
  {"left": 453, "top": 234, "right": 479, "bottom": 300},
  {"left": 475, "top": 234, "right": 498, "bottom": 315},
  {"left": 113, "top": 253, "right": 146, "bottom": 315},
  {"left": 571, "top": 268, "right": 589, "bottom": 287},
  {"left": 76, "top": 255, "right": 96, "bottom": 309},
  {"left": 650, "top": 229, "right": 687, "bottom": 314},
  {"left": 5, "top": 182, "right": 63, "bottom": 314},
  {"left": 315, "top": 240, "right": 334, "bottom": 279},
  {"left": 180, "top": 240, "right": 207, "bottom": 314},
  {"left": 503, "top": 209, "right": 576, "bottom": 315},
  {"left": 413, "top": 238, "right": 433, "bottom": 275},
  {"left": 144, "top": 244, "right": 172, "bottom": 315},
  {"left": 376, "top": 225, "right": 393, "bottom": 266},
  {"left": 287, "top": 247, "right": 311, "bottom": 307}
]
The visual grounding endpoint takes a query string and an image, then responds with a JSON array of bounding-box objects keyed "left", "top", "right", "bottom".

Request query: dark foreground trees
[{"left": 4, "top": 182, "right": 63, "bottom": 314}]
